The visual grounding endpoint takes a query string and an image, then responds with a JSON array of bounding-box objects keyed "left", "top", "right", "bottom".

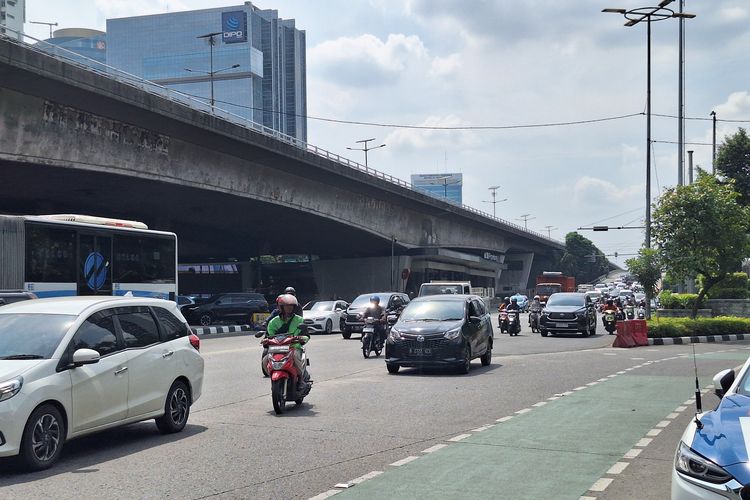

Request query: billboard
[
  {"left": 411, "top": 173, "right": 463, "bottom": 204},
  {"left": 222, "top": 11, "right": 248, "bottom": 44}
]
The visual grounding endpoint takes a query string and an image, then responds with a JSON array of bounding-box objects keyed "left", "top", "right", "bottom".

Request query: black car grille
[
  {"left": 548, "top": 312, "right": 577, "bottom": 320},
  {"left": 347, "top": 314, "right": 361, "bottom": 322}
]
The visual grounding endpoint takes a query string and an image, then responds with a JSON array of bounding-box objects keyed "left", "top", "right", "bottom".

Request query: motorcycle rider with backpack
[
  {"left": 263, "top": 294, "right": 310, "bottom": 390},
  {"left": 363, "top": 296, "right": 387, "bottom": 344}
]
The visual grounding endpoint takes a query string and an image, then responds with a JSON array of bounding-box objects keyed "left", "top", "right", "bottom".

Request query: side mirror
[
  {"left": 72, "top": 348, "right": 100, "bottom": 367},
  {"left": 469, "top": 316, "right": 482, "bottom": 325},
  {"left": 713, "top": 369, "right": 735, "bottom": 398}
]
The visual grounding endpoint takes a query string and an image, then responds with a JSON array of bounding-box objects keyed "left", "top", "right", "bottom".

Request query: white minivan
[{"left": 0, "top": 297, "right": 204, "bottom": 470}]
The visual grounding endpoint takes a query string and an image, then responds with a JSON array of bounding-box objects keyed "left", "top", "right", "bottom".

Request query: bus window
[
  {"left": 25, "top": 224, "right": 76, "bottom": 283},
  {"left": 114, "top": 235, "right": 175, "bottom": 284}
]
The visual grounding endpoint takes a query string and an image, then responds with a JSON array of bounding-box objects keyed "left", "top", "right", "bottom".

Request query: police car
[{"left": 672, "top": 356, "right": 750, "bottom": 499}]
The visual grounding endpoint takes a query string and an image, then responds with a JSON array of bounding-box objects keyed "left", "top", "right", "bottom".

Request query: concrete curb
[
  {"left": 191, "top": 325, "right": 254, "bottom": 335},
  {"left": 649, "top": 334, "right": 748, "bottom": 345}
]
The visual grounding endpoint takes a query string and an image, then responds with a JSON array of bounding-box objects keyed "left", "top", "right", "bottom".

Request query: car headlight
[
  {"left": 444, "top": 327, "right": 462, "bottom": 340},
  {"left": 388, "top": 328, "right": 402, "bottom": 341},
  {"left": 0, "top": 376, "right": 23, "bottom": 402},
  {"left": 675, "top": 442, "right": 734, "bottom": 484},
  {"left": 313, "top": 317, "right": 325, "bottom": 321}
]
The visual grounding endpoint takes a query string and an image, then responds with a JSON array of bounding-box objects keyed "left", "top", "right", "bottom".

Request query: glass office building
[
  {"left": 107, "top": 2, "right": 306, "bottom": 142},
  {"left": 37, "top": 28, "right": 107, "bottom": 67},
  {"left": 0, "top": 0, "right": 25, "bottom": 40},
  {"left": 411, "top": 173, "right": 464, "bottom": 204}
]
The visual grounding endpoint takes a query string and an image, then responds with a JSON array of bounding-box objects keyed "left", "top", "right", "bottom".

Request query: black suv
[
  {"left": 539, "top": 292, "right": 597, "bottom": 337},
  {"left": 343, "top": 292, "right": 410, "bottom": 339},
  {"left": 182, "top": 293, "right": 269, "bottom": 326}
]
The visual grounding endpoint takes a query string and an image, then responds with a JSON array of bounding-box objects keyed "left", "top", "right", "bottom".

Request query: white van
[{"left": 418, "top": 281, "right": 472, "bottom": 297}]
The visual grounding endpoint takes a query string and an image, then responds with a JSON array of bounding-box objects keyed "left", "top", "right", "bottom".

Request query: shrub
[
  {"left": 658, "top": 291, "right": 702, "bottom": 309},
  {"left": 647, "top": 316, "right": 750, "bottom": 338},
  {"left": 708, "top": 272, "right": 749, "bottom": 299}
]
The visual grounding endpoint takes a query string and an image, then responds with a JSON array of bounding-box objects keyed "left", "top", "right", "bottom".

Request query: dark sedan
[
  {"left": 539, "top": 292, "right": 597, "bottom": 337},
  {"left": 385, "top": 294, "right": 493, "bottom": 374},
  {"left": 182, "top": 292, "right": 269, "bottom": 326}
]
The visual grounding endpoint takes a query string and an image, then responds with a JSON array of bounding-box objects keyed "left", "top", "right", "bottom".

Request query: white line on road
[
  {"left": 562, "top": 391, "right": 574, "bottom": 396},
  {"left": 604, "top": 353, "right": 617, "bottom": 356},
  {"left": 617, "top": 371, "right": 627, "bottom": 374},
  {"left": 675, "top": 406, "right": 688, "bottom": 412},
  {"left": 334, "top": 483, "right": 353, "bottom": 489},
  {"left": 350, "top": 471, "right": 383, "bottom": 484},
  {"left": 496, "top": 416, "right": 514, "bottom": 423},
  {"left": 516, "top": 408, "right": 532, "bottom": 415},
  {"left": 635, "top": 438, "right": 653, "bottom": 447},
  {"left": 589, "top": 478, "right": 614, "bottom": 492},
  {"left": 422, "top": 444, "right": 447, "bottom": 454},
  {"left": 656, "top": 420, "right": 671, "bottom": 428},
  {"left": 448, "top": 434, "right": 472, "bottom": 442},
  {"left": 631, "top": 358, "right": 645, "bottom": 360},
  {"left": 472, "top": 424, "right": 495, "bottom": 432},
  {"left": 647, "top": 429, "right": 662, "bottom": 437},
  {"left": 532, "top": 401, "right": 548, "bottom": 407},
  {"left": 390, "top": 456, "right": 419, "bottom": 467},
  {"left": 683, "top": 399, "right": 695, "bottom": 405},
  {"left": 586, "top": 382, "right": 599, "bottom": 386},
  {"left": 309, "top": 490, "right": 340, "bottom": 500},
  {"left": 607, "top": 462, "right": 630, "bottom": 475},
  {"left": 573, "top": 386, "right": 588, "bottom": 391},
  {"left": 598, "top": 377, "right": 609, "bottom": 382},
  {"left": 624, "top": 448, "right": 642, "bottom": 459},
  {"left": 548, "top": 396, "right": 561, "bottom": 401},
  {"left": 666, "top": 413, "right": 680, "bottom": 419}
]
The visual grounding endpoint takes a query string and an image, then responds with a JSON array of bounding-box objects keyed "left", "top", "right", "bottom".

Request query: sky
[{"left": 22, "top": 0, "right": 750, "bottom": 266}]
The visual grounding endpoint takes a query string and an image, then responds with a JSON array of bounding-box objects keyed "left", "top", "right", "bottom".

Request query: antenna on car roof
[{"left": 692, "top": 342, "right": 704, "bottom": 430}]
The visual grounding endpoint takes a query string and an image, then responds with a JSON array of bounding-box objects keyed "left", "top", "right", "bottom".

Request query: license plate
[
  {"left": 409, "top": 348, "right": 432, "bottom": 356},
  {"left": 363, "top": 327, "right": 375, "bottom": 333},
  {"left": 268, "top": 346, "right": 290, "bottom": 354},
  {"left": 605, "top": 314, "right": 615, "bottom": 322},
  {"left": 555, "top": 323, "right": 569, "bottom": 328}
]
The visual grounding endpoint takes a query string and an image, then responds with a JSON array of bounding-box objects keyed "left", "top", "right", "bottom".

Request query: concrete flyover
[{"left": 0, "top": 35, "right": 564, "bottom": 299}]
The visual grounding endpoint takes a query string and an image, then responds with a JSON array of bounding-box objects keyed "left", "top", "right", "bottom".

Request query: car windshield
[
  {"left": 546, "top": 295, "right": 585, "bottom": 307},
  {"left": 536, "top": 284, "right": 561, "bottom": 296},
  {"left": 304, "top": 301, "right": 334, "bottom": 312},
  {"left": 420, "top": 284, "right": 463, "bottom": 296},
  {"left": 350, "top": 294, "right": 390, "bottom": 308},
  {"left": 399, "top": 300, "right": 465, "bottom": 322},
  {"left": 0, "top": 314, "right": 76, "bottom": 359}
]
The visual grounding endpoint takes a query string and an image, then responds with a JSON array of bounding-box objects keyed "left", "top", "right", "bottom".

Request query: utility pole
[
  {"left": 347, "top": 138, "right": 385, "bottom": 169},
  {"left": 517, "top": 214, "right": 535, "bottom": 230},
  {"left": 482, "top": 185, "right": 507, "bottom": 218},
  {"left": 677, "top": 0, "right": 685, "bottom": 186},
  {"left": 193, "top": 32, "right": 225, "bottom": 109},
  {"left": 390, "top": 236, "right": 396, "bottom": 291},
  {"left": 543, "top": 226, "right": 558, "bottom": 238},
  {"left": 711, "top": 110, "right": 717, "bottom": 174},
  {"left": 687, "top": 150, "right": 694, "bottom": 184}
]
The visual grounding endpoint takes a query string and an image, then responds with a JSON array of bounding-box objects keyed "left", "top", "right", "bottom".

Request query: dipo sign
[{"left": 222, "top": 11, "right": 248, "bottom": 44}]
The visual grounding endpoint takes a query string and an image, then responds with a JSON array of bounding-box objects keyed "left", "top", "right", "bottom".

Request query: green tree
[
  {"left": 560, "top": 232, "right": 611, "bottom": 284},
  {"left": 652, "top": 173, "right": 750, "bottom": 318},
  {"left": 716, "top": 127, "right": 750, "bottom": 205},
  {"left": 625, "top": 248, "right": 661, "bottom": 318}
]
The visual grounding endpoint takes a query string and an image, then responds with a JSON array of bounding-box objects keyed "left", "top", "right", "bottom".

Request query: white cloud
[
  {"left": 94, "top": 0, "right": 188, "bottom": 19},
  {"left": 714, "top": 91, "right": 750, "bottom": 120},
  {"left": 573, "top": 176, "right": 644, "bottom": 206},
  {"left": 430, "top": 53, "right": 461, "bottom": 77},
  {"left": 383, "top": 115, "right": 479, "bottom": 152},
  {"left": 718, "top": 6, "right": 749, "bottom": 23}
]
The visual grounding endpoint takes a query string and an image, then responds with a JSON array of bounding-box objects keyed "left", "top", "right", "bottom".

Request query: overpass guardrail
[{"left": 0, "top": 28, "right": 560, "bottom": 246}]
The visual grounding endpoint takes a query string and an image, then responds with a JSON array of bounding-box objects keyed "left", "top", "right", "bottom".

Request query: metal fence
[{"left": 0, "top": 28, "right": 560, "bottom": 245}]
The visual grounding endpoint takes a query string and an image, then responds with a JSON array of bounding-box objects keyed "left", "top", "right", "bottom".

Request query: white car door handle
[
  {"left": 162, "top": 351, "right": 174, "bottom": 358},
  {"left": 114, "top": 367, "right": 128, "bottom": 375}
]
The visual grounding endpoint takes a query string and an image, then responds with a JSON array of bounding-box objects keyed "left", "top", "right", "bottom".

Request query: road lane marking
[
  {"left": 532, "top": 401, "right": 548, "bottom": 407},
  {"left": 624, "top": 448, "right": 642, "bottom": 459},
  {"left": 631, "top": 358, "right": 645, "bottom": 360},
  {"left": 334, "top": 483, "right": 353, "bottom": 489},
  {"left": 448, "top": 434, "right": 471, "bottom": 442},
  {"left": 573, "top": 386, "right": 587, "bottom": 391},
  {"left": 635, "top": 438, "right": 652, "bottom": 447},
  {"left": 604, "top": 353, "right": 617, "bottom": 356},
  {"left": 586, "top": 382, "right": 599, "bottom": 386},
  {"left": 656, "top": 420, "right": 671, "bottom": 427},
  {"left": 589, "top": 478, "right": 614, "bottom": 492},
  {"left": 309, "top": 490, "right": 340, "bottom": 499},
  {"left": 350, "top": 471, "right": 383, "bottom": 484},
  {"left": 548, "top": 396, "right": 561, "bottom": 401},
  {"left": 666, "top": 413, "right": 680, "bottom": 419},
  {"left": 562, "top": 391, "right": 574, "bottom": 396},
  {"left": 472, "top": 425, "right": 495, "bottom": 432},
  {"left": 422, "top": 444, "right": 447, "bottom": 453},
  {"left": 515, "top": 408, "right": 532, "bottom": 415},
  {"left": 390, "top": 456, "right": 419, "bottom": 467},
  {"left": 597, "top": 377, "right": 609, "bottom": 382},
  {"left": 675, "top": 406, "right": 688, "bottom": 412},
  {"left": 617, "top": 371, "right": 627, "bottom": 374},
  {"left": 607, "top": 462, "right": 629, "bottom": 475},
  {"left": 496, "top": 416, "right": 513, "bottom": 423},
  {"left": 647, "top": 429, "right": 662, "bottom": 437},
  {"left": 683, "top": 399, "right": 695, "bottom": 405}
]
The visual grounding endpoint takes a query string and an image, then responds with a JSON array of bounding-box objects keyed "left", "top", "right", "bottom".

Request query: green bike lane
[{"left": 335, "top": 350, "right": 750, "bottom": 500}]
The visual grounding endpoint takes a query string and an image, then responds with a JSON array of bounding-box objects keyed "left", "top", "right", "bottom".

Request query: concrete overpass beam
[{"left": 497, "top": 252, "right": 535, "bottom": 296}]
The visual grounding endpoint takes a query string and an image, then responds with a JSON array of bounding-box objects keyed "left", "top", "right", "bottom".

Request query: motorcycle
[
  {"left": 625, "top": 305, "right": 635, "bottom": 320},
  {"left": 529, "top": 309, "right": 541, "bottom": 333},
  {"left": 498, "top": 310, "right": 509, "bottom": 333},
  {"left": 603, "top": 309, "right": 618, "bottom": 335},
  {"left": 362, "top": 317, "right": 384, "bottom": 358},
  {"left": 260, "top": 333, "right": 312, "bottom": 415},
  {"left": 507, "top": 310, "right": 521, "bottom": 336},
  {"left": 637, "top": 306, "right": 646, "bottom": 320}
]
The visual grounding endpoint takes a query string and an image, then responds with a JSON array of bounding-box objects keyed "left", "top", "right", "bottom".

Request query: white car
[
  {"left": 672, "top": 355, "right": 750, "bottom": 498},
  {"left": 302, "top": 300, "right": 349, "bottom": 334},
  {"left": 0, "top": 297, "right": 204, "bottom": 470}
]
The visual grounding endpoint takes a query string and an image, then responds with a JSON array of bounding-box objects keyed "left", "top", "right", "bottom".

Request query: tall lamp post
[
  {"left": 347, "top": 138, "right": 385, "bottom": 169},
  {"left": 482, "top": 185, "right": 507, "bottom": 218},
  {"left": 602, "top": 4, "right": 695, "bottom": 251},
  {"left": 191, "top": 31, "right": 232, "bottom": 110}
]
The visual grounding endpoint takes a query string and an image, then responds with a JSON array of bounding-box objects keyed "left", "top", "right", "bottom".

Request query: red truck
[{"left": 535, "top": 272, "right": 576, "bottom": 303}]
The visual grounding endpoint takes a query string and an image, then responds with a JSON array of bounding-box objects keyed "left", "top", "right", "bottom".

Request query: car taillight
[{"left": 189, "top": 333, "right": 200, "bottom": 351}]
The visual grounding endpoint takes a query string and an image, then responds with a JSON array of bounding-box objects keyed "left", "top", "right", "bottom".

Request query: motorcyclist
[
  {"left": 603, "top": 299, "right": 618, "bottom": 325},
  {"left": 265, "top": 294, "right": 310, "bottom": 390},
  {"left": 266, "top": 286, "right": 303, "bottom": 324},
  {"left": 529, "top": 295, "right": 542, "bottom": 326},
  {"left": 498, "top": 297, "right": 511, "bottom": 312},
  {"left": 388, "top": 296, "right": 406, "bottom": 317},
  {"left": 363, "top": 295, "right": 387, "bottom": 344}
]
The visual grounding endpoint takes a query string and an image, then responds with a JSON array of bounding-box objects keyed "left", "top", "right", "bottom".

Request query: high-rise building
[
  {"left": 0, "top": 0, "right": 25, "bottom": 41},
  {"left": 106, "top": 2, "right": 306, "bottom": 142},
  {"left": 411, "top": 173, "right": 463, "bottom": 204},
  {"left": 37, "top": 28, "right": 107, "bottom": 67}
]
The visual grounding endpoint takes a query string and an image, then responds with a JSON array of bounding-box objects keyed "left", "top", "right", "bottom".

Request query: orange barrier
[{"left": 613, "top": 319, "right": 649, "bottom": 348}]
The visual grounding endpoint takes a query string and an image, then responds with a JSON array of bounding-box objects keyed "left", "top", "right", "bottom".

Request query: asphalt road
[{"left": 0, "top": 316, "right": 746, "bottom": 499}]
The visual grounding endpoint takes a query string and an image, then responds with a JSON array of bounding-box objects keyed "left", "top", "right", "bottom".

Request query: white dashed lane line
[
  {"left": 390, "top": 456, "right": 419, "bottom": 467},
  {"left": 421, "top": 444, "right": 447, "bottom": 454}
]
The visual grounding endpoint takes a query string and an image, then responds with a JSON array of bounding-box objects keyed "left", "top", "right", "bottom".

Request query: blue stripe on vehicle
[{"left": 32, "top": 290, "right": 77, "bottom": 298}]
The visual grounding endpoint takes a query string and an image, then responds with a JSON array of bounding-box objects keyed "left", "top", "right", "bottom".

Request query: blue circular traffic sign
[{"left": 84, "top": 252, "right": 107, "bottom": 291}]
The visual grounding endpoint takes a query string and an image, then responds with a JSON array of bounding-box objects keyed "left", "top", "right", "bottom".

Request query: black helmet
[
  {"left": 370, "top": 296, "right": 380, "bottom": 303},
  {"left": 392, "top": 296, "right": 403, "bottom": 306},
  {"left": 504, "top": 297, "right": 510, "bottom": 301},
  {"left": 284, "top": 286, "right": 296, "bottom": 296},
  {"left": 511, "top": 297, "right": 518, "bottom": 303}
]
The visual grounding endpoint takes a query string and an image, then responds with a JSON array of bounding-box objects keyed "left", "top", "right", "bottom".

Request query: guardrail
[{"left": 0, "top": 28, "right": 561, "bottom": 245}]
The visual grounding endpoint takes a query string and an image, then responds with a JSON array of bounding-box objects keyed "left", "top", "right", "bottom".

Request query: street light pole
[
  {"left": 677, "top": 0, "right": 684, "bottom": 186},
  {"left": 543, "top": 226, "right": 558, "bottom": 238},
  {"left": 711, "top": 110, "right": 717, "bottom": 174},
  {"left": 517, "top": 214, "right": 535, "bottom": 230},
  {"left": 687, "top": 150, "right": 694, "bottom": 184},
  {"left": 482, "top": 185, "right": 507, "bottom": 218},
  {"left": 347, "top": 138, "right": 385, "bottom": 169},
  {"left": 196, "top": 32, "right": 223, "bottom": 109}
]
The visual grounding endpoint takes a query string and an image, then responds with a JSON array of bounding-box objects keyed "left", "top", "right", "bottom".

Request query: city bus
[{"left": 0, "top": 214, "right": 177, "bottom": 300}]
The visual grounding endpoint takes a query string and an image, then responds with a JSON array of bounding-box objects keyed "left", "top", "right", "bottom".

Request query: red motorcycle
[
  {"left": 498, "top": 311, "right": 509, "bottom": 333},
  {"left": 262, "top": 334, "right": 312, "bottom": 414}
]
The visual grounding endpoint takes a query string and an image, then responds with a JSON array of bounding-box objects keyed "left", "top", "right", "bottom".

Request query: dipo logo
[{"left": 222, "top": 11, "right": 247, "bottom": 44}]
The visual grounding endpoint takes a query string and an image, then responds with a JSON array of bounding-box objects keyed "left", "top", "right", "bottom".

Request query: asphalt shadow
[
  {"left": 0, "top": 422, "right": 207, "bottom": 484},
  {"left": 391, "top": 363, "right": 502, "bottom": 378},
  {"left": 265, "top": 402, "right": 320, "bottom": 418}
]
